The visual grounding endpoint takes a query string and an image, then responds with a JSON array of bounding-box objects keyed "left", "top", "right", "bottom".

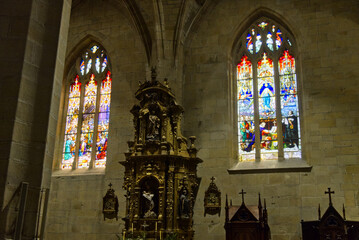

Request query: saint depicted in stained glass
[
  {"left": 237, "top": 56, "right": 255, "bottom": 161},
  {"left": 61, "top": 44, "right": 112, "bottom": 169},
  {"left": 237, "top": 19, "right": 300, "bottom": 162},
  {"left": 279, "top": 51, "right": 301, "bottom": 157},
  {"left": 266, "top": 32, "right": 274, "bottom": 51},
  {"left": 62, "top": 77, "right": 81, "bottom": 169},
  {"left": 246, "top": 33, "right": 253, "bottom": 54}
]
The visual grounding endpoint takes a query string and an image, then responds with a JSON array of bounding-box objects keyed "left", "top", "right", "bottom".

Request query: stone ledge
[
  {"left": 228, "top": 159, "right": 312, "bottom": 174},
  {"left": 52, "top": 168, "right": 105, "bottom": 177}
]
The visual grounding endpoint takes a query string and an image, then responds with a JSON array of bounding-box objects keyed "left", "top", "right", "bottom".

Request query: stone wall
[
  {"left": 183, "top": 0, "right": 359, "bottom": 239},
  {"left": 43, "top": 0, "right": 359, "bottom": 240}
]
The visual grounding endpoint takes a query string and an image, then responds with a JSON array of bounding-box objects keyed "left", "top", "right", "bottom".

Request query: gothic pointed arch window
[
  {"left": 237, "top": 18, "right": 301, "bottom": 162},
  {"left": 62, "top": 43, "right": 111, "bottom": 169}
]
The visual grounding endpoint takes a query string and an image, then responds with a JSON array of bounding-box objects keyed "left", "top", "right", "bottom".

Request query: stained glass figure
[
  {"left": 246, "top": 33, "right": 253, "bottom": 54},
  {"left": 255, "top": 34, "right": 262, "bottom": 53},
  {"left": 62, "top": 77, "right": 81, "bottom": 169},
  {"left": 237, "top": 19, "right": 300, "bottom": 162},
  {"left": 86, "top": 58, "right": 92, "bottom": 74},
  {"left": 257, "top": 53, "right": 278, "bottom": 160},
  {"left": 266, "top": 32, "right": 274, "bottom": 51},
  {"left": 95, "top": 72, "right": 112, "bottom": 167},
  {"left": 279, "top": 51, "right": 300, "bottom": 158},
  {"left": 276, "top": 29, "right": 282, "bottom": 49},
  {"left": 258, "top": 21, "right": 268, "bottom": 30},
  {"left": 102, "top": 56, "right": 108, "bottom": 72},
  {"left": 80, "top": 60, "right": 85, "bottom": 75},
  {"left": 62, "top": 44, "right": 112, "bottom": 170},
  {"left": 96, "top": 57, "right": 100, "bottom": 73},
  {"left": 91, "top": 45, "right": 99, "bottom": 53},
  {"left": 237, "top": 56, "right": 255, "bottom": 161}
]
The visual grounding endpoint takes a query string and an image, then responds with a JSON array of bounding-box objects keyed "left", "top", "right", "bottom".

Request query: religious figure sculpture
[
  {"left": 179, "top": 188, "right": 190, "bottom": 219},
  {"left": 142, "top": 190, "right": 157, "bottom": 218},
  {"left": 146, "top": 110, "right": 160, "bottom": 140}
]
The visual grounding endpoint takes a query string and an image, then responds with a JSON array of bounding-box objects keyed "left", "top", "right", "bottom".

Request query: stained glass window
[
  {"left": 61, "top": 44, "right": 111, "bottom": 169},
  {"left": 237, "top": 18, "right": 300, "bottom": 162}
]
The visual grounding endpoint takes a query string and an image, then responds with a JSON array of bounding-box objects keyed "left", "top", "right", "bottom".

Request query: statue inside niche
[
  {"left": 146, "top": 109, "right": 160, "bottom": 140},
  {"left": 141, "top": 179, "right": 158, "bottom": 218},
  {"left": 178, "top": 187, "right": 190, "bottom": 219}
]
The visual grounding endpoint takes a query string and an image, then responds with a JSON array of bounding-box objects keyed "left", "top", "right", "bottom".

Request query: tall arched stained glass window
[
  {"left": 237, "top": 18, "right": 301, "bottom": 162},
  {"left": 62, "top": 43, "right": 111, "bottom": 169}
]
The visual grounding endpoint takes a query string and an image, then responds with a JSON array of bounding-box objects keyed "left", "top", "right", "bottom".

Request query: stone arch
[{"left": 229, "top": 7, "right": 298, "bottom": 59}]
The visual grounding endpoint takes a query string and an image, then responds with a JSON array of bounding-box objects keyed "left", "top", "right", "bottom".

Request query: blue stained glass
[
  {"left": 266, "top": 32, "right": 274, "bottom": 51},
  {"left": 101, "top": 56, "right": 108, "bottom": 72},
  {"left": 238, "top": 99, "right": 254, "bottom": 119},
  {"left": 246, "top": 33, "right": 253, "bottom": 54},
  {"left": 259, "top": 97, "right": 276, "bottom": 119},
  {"left": 91, "top": 45, "right": 99, "bottom": 53},
  {"left": 281, "top": 95, "right": 298, "bottom": 117},
  {"left": 276, "top": 29, "right": 282, "bottom": 49},
  {"left": 86, "top": 58, "right": 92, "bottom": 74},
  {"left": 80, "top": 60, "right": 85, "bottom": 75},
  {"left": 81, "top": 114, "right": 95, "bottom": 133},
  {"left": 238, "top": 120, "right": 255, "bottom": 153},
  {"left": 95, "top": 57, "right": 100, "bottom": 73},
  {"left": 255, "top": 34, "right": 262, "bottom": 53}
]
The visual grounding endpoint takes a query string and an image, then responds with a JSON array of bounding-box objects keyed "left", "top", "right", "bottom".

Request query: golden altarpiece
[{"left": 120, "top": 70, "right": 202, "bottom": 239}]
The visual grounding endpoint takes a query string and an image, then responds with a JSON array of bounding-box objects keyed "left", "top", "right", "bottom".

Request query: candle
[
  {"left": 160, "top": 230, "right": 162, "bottom": 240},
  {"left": 123, "top": 232, "right": 126, "bottom": 239},
  {"left": 132, "top": 223, "right": 134, "bottom": 233},
  {"left": 155, "top": 222, "right": 157, "bottom": 232}
]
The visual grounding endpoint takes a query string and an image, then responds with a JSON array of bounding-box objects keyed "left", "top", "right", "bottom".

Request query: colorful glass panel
[
  {"left": 246, "top": 33, "right": 253, "bottom": 54},
  {"left": 279, "top": 51, "right": 301, "bottom": 156},
  {"left": 95, "top": 57, "right": 100, "bottom": 73},
  {"left": 86, "top": 58, "right": 92, "bottom": 74},
  {"left": 91, "top": 45, "right": 99, "bottom": 53},
  {"left": 266, "top": 32, "right": 274, "bottom": 51},
  {"left": 62, "top": 77, "right": 81, "bottom": 169},
  {"left": 237, "top": 56, "right": 255, "bottom": 161},
  {"left": 80, "top": 60, "right": 85, "bottom": 75},
  {"left": 276, "top": 29, "right": 282, "bottom": 49},
  {"left": 257, "top": 53, "right": 277, "bottom": 159},
  {"left": 101, "top": 56, "right": 108, "bottom": 72},
  {"left": 258, "top": 21, "right": 268, "bottom": 30},
  {"left": 95, "top": 72, "right": 112, "bottom": 167},
  {"left": 255, "top": 34, "right": 262, "bottom": 53}
]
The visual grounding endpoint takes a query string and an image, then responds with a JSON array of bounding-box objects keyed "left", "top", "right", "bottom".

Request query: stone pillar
[{"left": 0, "top": 0, "right": 72, "bottom": 239}]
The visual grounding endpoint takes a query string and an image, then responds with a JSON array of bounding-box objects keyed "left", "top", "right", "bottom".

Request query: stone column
[{"left": 0, "top": 0, "right": 72, "bottom": 239}]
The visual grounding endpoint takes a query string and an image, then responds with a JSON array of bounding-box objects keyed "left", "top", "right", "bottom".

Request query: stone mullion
[
  {"left": 89, "top": 78, "right": 101, "bottom": 168},
  {"left": 274, "top": 57, "right": 284, "bottom": 160},
  {"left": 73, "top": 79, "right": 86, "bottom": 170},
  {"left": 253, "top": 61, "right": 261, "bottom": 162}
]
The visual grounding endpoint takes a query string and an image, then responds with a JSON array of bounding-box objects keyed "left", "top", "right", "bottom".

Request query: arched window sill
[
  {"left": 52, "top": 167, "right": 105, "bottom": 177},
  {"left": 228, "top": 158, "right": 312, "bottom": 174}
]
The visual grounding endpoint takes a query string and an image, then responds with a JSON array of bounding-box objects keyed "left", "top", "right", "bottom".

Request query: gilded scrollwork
[{"left": 120, "top": 69, "right": 202, "bottom": 239}]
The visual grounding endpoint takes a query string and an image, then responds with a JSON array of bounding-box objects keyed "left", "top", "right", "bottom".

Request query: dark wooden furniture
[
  {"left": 224, "top": 190, "right": 271, "bottom": 240},
  {"left": 301, "top": 188, "right": 359, "bottom": 240}
]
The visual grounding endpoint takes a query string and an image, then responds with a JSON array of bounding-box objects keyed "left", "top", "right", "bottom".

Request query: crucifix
[
  {"left": 239, "top": 189, "right": 246, "bottom": 204},
  {"left": 108, "top": 183, "right": 112, "bottom": 189},
  {"left": 210, "top": 176, "right": 215, "bottom": 183},
  {"left": 325, "top": 187, "right": 335, "bottom": 206}
]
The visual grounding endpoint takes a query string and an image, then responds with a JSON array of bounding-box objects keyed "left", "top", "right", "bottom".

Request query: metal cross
[
  {"left": 325, "top": 187, "right": 335, "bottom": 206},
  {"left": 239, "top": 189, "right": 246, "bottom": 203},
  {"left": 141, "top": 221, "right": 149, "bottom": 232},
  {"left": 210, "top": 176, "right": 215, "bottom": 183},
  {"left": 108, "top": 183, "right": 112, "bottom": 189}
]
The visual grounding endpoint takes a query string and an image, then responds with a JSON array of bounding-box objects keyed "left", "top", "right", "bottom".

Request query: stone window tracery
[
  {"left": 62, "top": 43, "right": 111, "bottom": 169},
  {"left": 237, "top": 18, "right": 301, "bottom": 162}
]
